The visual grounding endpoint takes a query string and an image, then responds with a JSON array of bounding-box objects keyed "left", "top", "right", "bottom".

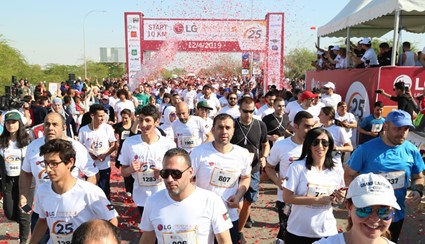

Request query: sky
[{"left": 1, "top": 0, "right": 424, "bottom": 68}]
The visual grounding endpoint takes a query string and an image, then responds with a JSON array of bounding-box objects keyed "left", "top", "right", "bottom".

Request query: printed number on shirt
[
  {"left": 306, "top": 183, "right": 335, "bottom": 197},
  {"left": 51, "top": 221, "right": 74, "bottom": 244},
  {"left": 137, "top": 170, "right": 161, "bottom": 186},
  {"left": 379, "top": 171, "right": 405, "bottom": 190},
  {"left": 210, "top": 167, "right": 238, "bottom": 188},
  {"left": 162, "top": 229, "right": 197, "bottom": 244}
]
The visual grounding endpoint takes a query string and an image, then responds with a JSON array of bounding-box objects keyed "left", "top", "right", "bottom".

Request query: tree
[{"left": 285, "top": 48, "right": 316, "bottom": 80}]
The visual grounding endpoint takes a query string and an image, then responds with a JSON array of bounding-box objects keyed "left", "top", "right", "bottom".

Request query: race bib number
[
  {"left": 306, "top": 183, "right": 335, "bottom": 197},
  {"left": 5, "top": 155, "right": 21, "bottom": 177},
  {"left": 181, "top": 136, "right": 197, "bottom": 148},
  {"left": 121, "top": 131, "right": 130, "bottom": 140},
  {"left": 162, "top": 230, "right": 197, "bottom": 244},
  {"left": 209, "top": 167, "right": 238, "bottom": 188},
  {"left": 51, "top": 221, "right": 74, "bottom": 244},
  {"left": 379, "top": 171, "right": 405, "bottom": 190},
  {"left": 136, "top": 170, "right": 161, "bottom": 186},
  {"left": 91, "top": 140, "right": 107, "bottom": 156}
]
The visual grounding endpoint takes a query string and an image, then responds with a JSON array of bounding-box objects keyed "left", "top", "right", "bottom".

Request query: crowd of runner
[{"left": 0, "top": 74, "right": 424, "bottom": 244}]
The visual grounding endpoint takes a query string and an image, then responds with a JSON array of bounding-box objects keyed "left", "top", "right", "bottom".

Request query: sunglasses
[
  {"left": 323, "top": 87, "right": 330, "bottom": 90},
  {"left": 160, "top": 166, "right": 191, "bottom": 180},
  {"left": 170, "top": 113, "right": 177, "bottom": 117},
  {"left": 355, "top": 207, "right": 395, "bottom": 221},
  {"left": 228, "top": 97, "right": 237, "bottom": 100},
  {"left": 242, "top": 109, "right": 255, "bottom": 114},
  {"left": 312, "top": 138, "right": 330, "bottom": 147}
]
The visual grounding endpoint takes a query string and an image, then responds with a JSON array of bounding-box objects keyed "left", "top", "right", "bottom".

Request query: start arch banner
[{"left": 124, "top": 12, "right": 284, "bottom": 89}]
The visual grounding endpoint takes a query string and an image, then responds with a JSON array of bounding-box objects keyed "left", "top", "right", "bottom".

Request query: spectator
[
  {"left": 351, "top": 38, "right": 379, "bottom": 68},
  {"left": 377, "top": 81, "right": 418, "bottom": 119},
  {"left": 378, "top": 42, "right": 392, "bottom": 66},
  {"left": 400, "top": 41, "right": 417, "bottom": 66}
]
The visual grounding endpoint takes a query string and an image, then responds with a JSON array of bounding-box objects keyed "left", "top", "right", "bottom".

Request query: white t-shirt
[
  {"left": 314, "top": 233, "right": 395, "bottom": 244},
  {"left": 323, "top": 124, "right": 350, "bottom": 168},
  {"left": 321, "top": 93, "right": 342, "bottom": 110},
  {"left": 114, "top": 100, "right": 135, "bottom": 122},
  {"left": 217, "top": 105, "right": 240, "bottom": 119},
  {"left": 282, "top": 159, "right": 345, "bottom": 238},
  {"left": 22, "top": 137, "right": 98, "bottom": 187},
  {"left": 257, "top": 104, "right": 274, "bottom": 119},
  {"left": 190, "top": 142, "right": 252, "bottom": 221},
  {"left": 361, "top": 48, "right": 379, "bottom": 66},
  {"left": 335, "top": 112, "right": 356, "bottom": 138},
  {"left": 183, "top": 89, "right": 197, "bottom": 109},
  {"left": 288, "top": 105, "right": 319, "bottom": 126},
  {"left": 108, "top": 97, "right": 119, "bottom": 109},
  {"left": 139, "top": 187, "right": 233, "bottom": 244},
  {"left": 267, "top": 137, "right": 303, "bottom": 202},
  {"left": 218, "top": 96, "right": 229, "bottom": 107},
  {"left": 172, "top": 116, "right": 208, "bottom": 153},
  {"left": 118, "top": 135, "right": 176, "bottom": 207},
  {"left": 35, "top": 179, "right": 118, "bottom": 244},
  {"left": 284, "top": 100, "right": 301, "bottom": 115},
  {"left": 0, "top": 141, "right": 26, "bottom": 177},
  {"left": 78, "top": 124, "right": 116, "bottom": 170}
]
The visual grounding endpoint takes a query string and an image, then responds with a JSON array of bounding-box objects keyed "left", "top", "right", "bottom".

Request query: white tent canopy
[{"left": 318, "top": 0, "right": 425, "bottom": 38}]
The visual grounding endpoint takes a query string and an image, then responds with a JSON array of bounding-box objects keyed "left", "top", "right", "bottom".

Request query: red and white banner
[
  {"left": 125, "top": 12, "right": 143, "bottom": 88},
  {"left": 124, "top": 12, "right": 284, "bottom": 89},
  {"left": 306, "top": 67, "right": 425, "bottom": 119}
]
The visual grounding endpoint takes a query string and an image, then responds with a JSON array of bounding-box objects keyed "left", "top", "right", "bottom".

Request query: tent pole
[
  {"left": 317, "top": 36, "right": 320, "bottom": 49},
  {"left": 391, "top": 10, "right": 400, "bottom": 66},
  {"left": 346, "top": 27, "right": 350, "bottom": 68}
]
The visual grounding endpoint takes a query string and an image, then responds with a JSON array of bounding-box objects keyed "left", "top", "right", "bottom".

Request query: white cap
[
  {"left": 346, "top": 173, "right": 400, "bottom": 210},
  {"left": 323, "top": 81, "right": 335, "bottom": 90},
  {"left": 331, "top": 45, "right": 340, "bottom": 51},
  {"left": 359, "top": 37, "right": 372, "bottom": 45},
  {"left": 317, "top": 51, "right": 324, "bottom": 55}
]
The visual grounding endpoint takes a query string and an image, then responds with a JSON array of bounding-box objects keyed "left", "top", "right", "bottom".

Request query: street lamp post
[{"left": 83, "top": 10, "right": 106, "bottom": 80}]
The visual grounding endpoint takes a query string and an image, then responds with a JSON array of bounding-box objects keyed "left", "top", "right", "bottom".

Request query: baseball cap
[
  {"left": 331, "top": 45, "right": 340, "bottom": 51},
  {"left": 197, "top": 101, "right": 213, "bottom": 110},
  {"left": 300, "top": 91, "right": 318, "bottom": 101},
  {"left": 203, "top": 84, "right": 213, "bottom": 90},
  {"left": 323, "top": 82, "right": 336, "bottom": 90},
  {"left": 359, "top": 37, "right": 372, "bottom": 45},
  {"left": 317, "top": 51, "right": 324, "bottom": 55},
  {"left": 346, "top": 173, "right": 400, "bottom": 210},
  {"left": 4, "top": 111, "right": 21, "bottom": 121},
  {"left": 386, "top": 110, "right": 414, "bottom": 129}
]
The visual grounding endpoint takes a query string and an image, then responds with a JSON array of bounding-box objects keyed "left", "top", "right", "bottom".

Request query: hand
[
  {"left": 406, "top": 191, "right": 422, "bottom": 206},
  {"left": 19, "top": 195, "right": 27, "bottom": 208},
  {"left": 226, "top": 195, "right": 240, "bottom": 208},
  {"left": 369, "top": 131, "right": 379, "bottom": 137},
  {"left": 269, "top": 135, "right": 279, "bottom": 142},
  {"left": 331, "top": 188, "right": 346, "bottom": 204},
  {"left": 131, "top": 160, "right": 142, "bottom": 172},
  {"left": 89, "top": 152, "right": 98, "bottom": 161},
  {"left": 97, "top": 154, "right": 106, "bottom": 162},
  {"left": 152, "top": 167, "right": 161, "bottom": 179}
]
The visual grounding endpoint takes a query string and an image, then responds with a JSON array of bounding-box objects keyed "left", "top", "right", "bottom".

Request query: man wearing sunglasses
[
  {"left": 119, "top": 105, "right": 176, "bottom": 217},
  {"left": 320, "top": 82, "right": 341, "bottom": 110},
  {"left": 139, "top": 148, "right": 233, "bottom": 244},
  {"left": 230, "top": 97, "right": 269, "bottom": 240},
  {"left": 190, "top": 113, "right": 252, "bottom": 243},
  {"left": 217, "top": 92, "right": 240, "bottom": 119},
  {"left": 30, "top": 139, "right": 118, "bottom": 244},
  {"left": 345, "top": 110, "right": 425, "bottom": 242}
]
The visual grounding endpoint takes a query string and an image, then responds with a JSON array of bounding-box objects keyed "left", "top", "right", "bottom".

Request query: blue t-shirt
[
  {"left": 348, "top": 137, "right": 425, "bottom": 222},
  {"left": 359, "top": 114, "right": 385, "bottom": 143}
]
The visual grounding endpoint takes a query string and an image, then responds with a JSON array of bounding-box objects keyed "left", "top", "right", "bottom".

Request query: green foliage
[{"left": 285, "top": 47, "right": 316, "bottom": 79}]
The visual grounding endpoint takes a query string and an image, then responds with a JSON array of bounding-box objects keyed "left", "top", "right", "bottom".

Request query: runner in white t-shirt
[
  {"left": 78, "top": 104, "right": 117, "bottom": 199},
  {"left": 19, "top": 112, "right": 98, "bottom": 210},
  {"left": 119, "top": 104, "right": 176, "bottom": 217},
  {"left": 265, "top": 111, "right": 315, "bottom": 243},
  {"left": 217, "top": 92, "right": 240, "bottom": 119},
  {"left": 114, "top": 89, "right": 135, "bottom": 123},
  {"left": 282, "top": 128, "right": 345, "bottom": 243},
  {"left": 172, "top": 102, "right": 212, "bottom": 153},
  {"left": 139, "top": 148, "right": 232, "bottom": 244},
  {"left": 190, "top": 114, "right": 251, "bottom": 244},
  {"left": 30, "top": 139, "right": 118, "bottom": 244}
]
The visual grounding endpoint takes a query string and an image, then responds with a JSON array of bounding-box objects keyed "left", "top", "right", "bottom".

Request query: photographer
[{"left": 376, "top": 81, "right": 418, "bottom": 119}]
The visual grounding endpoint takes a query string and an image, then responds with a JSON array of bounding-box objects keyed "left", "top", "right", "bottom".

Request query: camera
[{"left": 375, "top": 90, "right": 382, "bottom": 94}]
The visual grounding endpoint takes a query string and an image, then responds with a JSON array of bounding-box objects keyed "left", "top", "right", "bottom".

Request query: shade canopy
[{"left": 318, "top": 0, "right": 425, "bottom": 37}]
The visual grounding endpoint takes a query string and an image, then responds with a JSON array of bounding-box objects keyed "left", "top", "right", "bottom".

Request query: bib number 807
[{"left": 218, "top": 176, "right": 231, "bottom": 182}]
